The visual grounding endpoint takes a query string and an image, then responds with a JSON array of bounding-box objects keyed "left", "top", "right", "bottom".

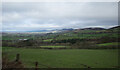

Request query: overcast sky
[{"left": 2, "top": 2, "right": 118, "bottom": 31}]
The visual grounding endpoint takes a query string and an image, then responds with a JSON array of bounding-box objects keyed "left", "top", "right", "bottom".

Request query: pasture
[
  {"left": 40, "top": 46, "right": 67, "bottom": 48},
  {"left": 98, "top": 42, "right": 118, "bottom": 46},
  {"left": 2, "top": 47, "right": 119, "bottom": 68}
]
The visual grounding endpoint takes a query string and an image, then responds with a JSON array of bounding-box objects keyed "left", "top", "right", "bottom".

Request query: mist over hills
[{"left": 2, "top": 26, "right": 119, "bottom": 33}]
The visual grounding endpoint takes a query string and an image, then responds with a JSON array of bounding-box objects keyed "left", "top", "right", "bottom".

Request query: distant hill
[
  {"left": 27, "top": 30, "right": 50, "bottom": 32},
  {"left": 3, "top": 26, "right": 119, "bottom": 33},
  {"left": 107, "top": 26, "right": 120, "bottom": 33},
  {"left": 81, "top": 27, "right": 105, "bottom": 30},
  {"left": 61, "top": 28, "right": 74, "bottom": 31},
  {"left": 109, "top": 26, "right": 120, "bottom": 30}
]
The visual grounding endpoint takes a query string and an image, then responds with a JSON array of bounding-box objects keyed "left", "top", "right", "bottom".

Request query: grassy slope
[
  {"left": 98, "top": 42, "right": 119, "bottom": 46},
  {"left": 43, "top": 39, "right": 53, "bottom": 42},
  {"left": 40, "top": 46, "right": 66, "bottom": 48},
  {"left": 3, "top": 47, "right": 118, "bottom": 68}
]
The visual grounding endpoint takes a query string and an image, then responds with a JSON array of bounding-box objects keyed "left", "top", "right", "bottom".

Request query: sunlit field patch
[{"left": 40, "top": 46, "right": 66, "bottom": 48}]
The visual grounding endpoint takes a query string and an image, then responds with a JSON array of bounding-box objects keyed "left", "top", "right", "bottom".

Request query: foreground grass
[{"left": 2, "top": 47, "right": 119, "bottom": 68}]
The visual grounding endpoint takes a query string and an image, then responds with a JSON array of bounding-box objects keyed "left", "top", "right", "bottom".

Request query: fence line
[{"left": 15, "top": 54, "right": 52, "bottom": 68}]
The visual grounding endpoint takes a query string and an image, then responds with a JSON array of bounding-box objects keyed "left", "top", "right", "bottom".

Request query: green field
[
  {"left": 40, "top": 46, "right": 66, "bottom": 48},
  {"left": 3, "top": 47, "right": 119, "bottom": 68},
  {"left": 98, "top": 42, "right": 119, "bottom": 46},
  {"left": 43, "top": 39, "right": 53, "bottom": 42}
]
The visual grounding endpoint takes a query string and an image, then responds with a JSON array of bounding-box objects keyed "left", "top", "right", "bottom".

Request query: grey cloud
[{"left": 2, "top": 2, "right": 118, "bottom": 31}]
